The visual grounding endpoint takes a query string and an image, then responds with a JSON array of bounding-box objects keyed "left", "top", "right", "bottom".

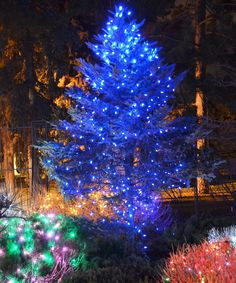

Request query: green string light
[{"left": 0, "top": 213, "right": 87, "bottom": 281}]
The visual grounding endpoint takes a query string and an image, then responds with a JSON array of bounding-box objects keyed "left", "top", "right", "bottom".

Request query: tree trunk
[
  {"left": 27, "top": 128, "right": 33, "bottom": 206},
  {"left": 124, "top": 151, "right": 135, "bottom": 232},
  {"left": 0, "top": 95, "right": 15, "bottom": 192},
  {"left": 22, "top": 29, "right": 37, "bottom": 111},
  {"left": 23, "top": 31, "right": 36, "bottom": 203},
  {"left": 195, "top": 0, "right": 207, "bottom": 199},
  {"left": 2, "top": 128, "right": 15, "bottom": 192}
]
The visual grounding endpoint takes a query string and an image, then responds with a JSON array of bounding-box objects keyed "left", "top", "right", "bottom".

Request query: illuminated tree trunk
[
  {"left": 0, "top": 96, "right": 15, "bottom": 192},
  {"left": 23, "top": 31, "right": 36, "bottom": 203},
  {"left": 2, "top": 129, "right": 14, "bottom": 191},
  {"left": 195, "top": 0, "right": 206, "bottom": 197},
  {"left": 26, "top": 128, "right": 33, "bottom": 205}
]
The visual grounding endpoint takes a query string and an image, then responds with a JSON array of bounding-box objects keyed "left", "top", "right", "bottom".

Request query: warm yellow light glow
[
  {"left": 27, "top": 187, "right": 115, "bottom": 221},
  {"left": 13, "top": 153, "right": 20, "bottom": 176},
  {"left": 195, "top": 61, "right": 202, "bottom": 79},
  {"left": 195, "top": 89, "right": 204, "bottom": 118},
  {"left": 54, "top": 95, "right": 71, "bottom": 109}
]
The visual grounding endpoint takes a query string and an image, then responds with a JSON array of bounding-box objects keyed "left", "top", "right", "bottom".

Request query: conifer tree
[{"left": 41, "top": 5, "right": 186, "bottom": 231}]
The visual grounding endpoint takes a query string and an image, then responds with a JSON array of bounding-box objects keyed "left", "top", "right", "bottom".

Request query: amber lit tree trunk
[
  {"left": 26, "top": 128, "right": 33, "bottom": 205},
  {"left": 0, "top": 96, "right": 15, "bottom": 191},
  {"left": 23, "top": 31, "right": 37, "bottom": 200},
  {"left": 195, "top": 0, "right": 206, "bottom": 199},
  {"left": 2, "top": 130, "right": 14, "bottom": 191}
]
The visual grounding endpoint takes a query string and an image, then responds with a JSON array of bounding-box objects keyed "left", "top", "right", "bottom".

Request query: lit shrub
[
  {"left": 0, "top": 214, "right": 87, "bottom": 282},
  {"left": 162, "top": 239, "right": 236, "bottom": 283}
]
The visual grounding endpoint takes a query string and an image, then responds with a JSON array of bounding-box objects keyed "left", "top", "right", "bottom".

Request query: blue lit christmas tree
[{"left": 40, "top": 5, "right": 186, "bottom": 232}]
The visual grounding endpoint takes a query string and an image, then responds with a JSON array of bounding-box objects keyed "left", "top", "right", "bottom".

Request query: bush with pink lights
[
  {"left": 0, "top": 213, "right": 87, "bottom": 282},
  {"left": 162, "top": 226, "right": 236, "bottom": 283}
]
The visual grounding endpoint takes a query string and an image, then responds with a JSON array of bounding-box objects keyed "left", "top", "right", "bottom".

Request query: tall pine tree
[{"left": 41, "top": 5, "right": 186, "bottom": 231}]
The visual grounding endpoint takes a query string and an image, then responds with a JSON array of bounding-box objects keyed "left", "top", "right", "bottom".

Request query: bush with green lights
[{"left": 0, "top": 213, "right": 87, "bottom": 282}]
